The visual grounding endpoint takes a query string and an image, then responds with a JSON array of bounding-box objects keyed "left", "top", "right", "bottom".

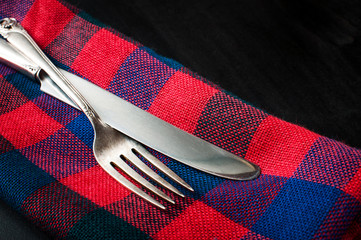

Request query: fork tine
[
  {"left": 99, "top": 162, "right": 166, "bottom": 209},
  {"left": 112, "top": 157, "right": 176, "bottom": 204},
  {"left": 126, "top": 150, "right": 185, "bottom": 197},
  {"left": 133, "top": 145, "right": 194, "bottom": 192}
]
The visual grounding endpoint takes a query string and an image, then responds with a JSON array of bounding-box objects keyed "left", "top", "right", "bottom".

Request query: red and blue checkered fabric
[{"left": 0, "top": 0, "right": 360, "bottom": 239}]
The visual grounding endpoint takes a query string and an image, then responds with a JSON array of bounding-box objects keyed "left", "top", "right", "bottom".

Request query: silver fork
[{"left": 0, "top": 18, "right": 193, "bottom": 209}]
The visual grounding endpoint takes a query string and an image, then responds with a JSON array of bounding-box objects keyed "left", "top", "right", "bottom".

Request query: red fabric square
[
  {"left": 71, "top": 29, "right": 138, "bottom": 89},
  {"left": 22, "top": 0, "right": 76, "bottom": 49},
  {"left": 153, "top": 201, "right": 249, "bottom": 240},
  {"left": 245, "top": 116, "right": 320, "bottom": 177},
  {"left": 0, "top": 101, "right": 63, "bottom": 149},
  {"left": 60, "top": 165, "right": 132, "bottom": 206},
  {"left": 148, "top": 71, "right": 219, "bottom": 133},
  {"left": 343, "top": 168, "right": 361, "bottom": 202}
]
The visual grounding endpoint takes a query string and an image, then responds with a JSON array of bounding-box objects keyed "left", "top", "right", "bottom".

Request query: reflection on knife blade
[{"left": 0, "top": 37, "right": 260, "bottom": 180}]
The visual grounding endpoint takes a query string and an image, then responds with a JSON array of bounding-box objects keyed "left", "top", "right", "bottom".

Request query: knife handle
[
  {"left": 0, "top": 18, "right": 101, "bottom": 126},
  {"left": 0, "top": 37, "right": 40, "bottom": 79}
]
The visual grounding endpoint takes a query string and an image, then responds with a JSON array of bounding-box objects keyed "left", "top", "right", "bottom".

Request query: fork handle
[{"left": 0, "top": 18, "right": 101, "bottom": 126}]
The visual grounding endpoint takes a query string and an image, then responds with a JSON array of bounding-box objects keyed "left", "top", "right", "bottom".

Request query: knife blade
[{"left": 0, "top": 37, "right": 260, "bottom": 180}]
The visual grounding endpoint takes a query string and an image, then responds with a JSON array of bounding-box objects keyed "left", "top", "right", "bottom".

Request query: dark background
[{"left": 2, "top": 0, "right": 361, "bottom": 238}]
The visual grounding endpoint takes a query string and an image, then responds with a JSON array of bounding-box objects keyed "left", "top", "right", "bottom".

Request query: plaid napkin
[{"left": 0, "top": 0, "right": 360, "bottom": 239}]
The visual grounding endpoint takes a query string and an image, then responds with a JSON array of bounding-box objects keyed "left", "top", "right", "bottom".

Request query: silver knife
[{"left": 0, "top": 37, "right": 260, "bottom": 180}]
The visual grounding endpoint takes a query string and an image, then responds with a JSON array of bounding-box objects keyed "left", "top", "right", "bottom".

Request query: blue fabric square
[
  {"left": 0, "top": 0, "right": 34, "bottom": 22},
  {"left": 5, "top": 73, "right": 42, "bottom": 100},
  {"left": 164, "top": 154, "right": 225, "bottom": 198},
  {"left": 66, "top": 114, "right": 94, "bottom": 148},
  {"left": 204, "top": 175, "right": 288, "bottom": 228},
  {"left": 0, "top": 150, "right": 55, "bottom": 210},
  {"left": 108, "top": 47, "right": 177, "bottom": 110},
  {"left": 252, "top": 178, "right": 341, "bottom": 240},
  {"left": 294, "top": 137, "right": 361, "bottom": 189}
]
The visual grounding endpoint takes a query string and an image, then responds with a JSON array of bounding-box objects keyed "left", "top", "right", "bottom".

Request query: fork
[{"left": 0, "top": 18, "right": 193, "bottom": 209}]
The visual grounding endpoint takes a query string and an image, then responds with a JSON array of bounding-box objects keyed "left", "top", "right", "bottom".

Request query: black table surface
[{"left": 1, "top": 0, "right": 360, "bottom": 238}]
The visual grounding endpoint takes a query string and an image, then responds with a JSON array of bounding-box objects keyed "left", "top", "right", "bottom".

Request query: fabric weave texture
[{"left": 0, "top": 0, "right": 360, "bottom": 239}]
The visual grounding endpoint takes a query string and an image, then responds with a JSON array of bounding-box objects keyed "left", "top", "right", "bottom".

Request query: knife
[{"left": 0, "top": 37, "right": 260, "bottom": 180}]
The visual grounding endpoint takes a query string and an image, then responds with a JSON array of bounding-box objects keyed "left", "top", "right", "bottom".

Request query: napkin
[{"left": 0, "top": 0, "right": 360, "bottom": 239}]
